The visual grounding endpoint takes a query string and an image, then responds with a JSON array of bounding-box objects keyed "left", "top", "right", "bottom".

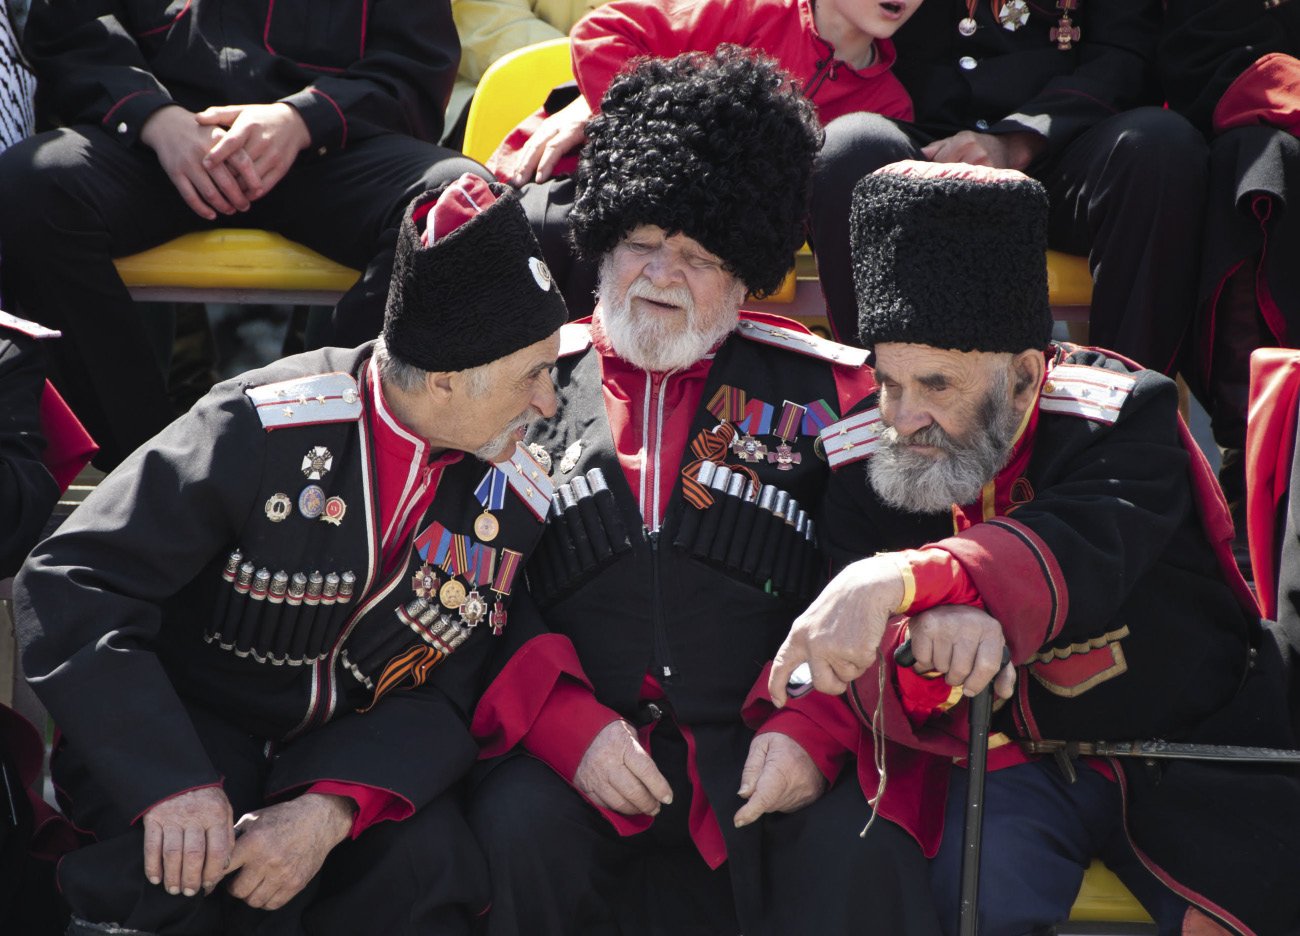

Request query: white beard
[{"left": 598, "top": 257, "right": 743, "bottom": 372}]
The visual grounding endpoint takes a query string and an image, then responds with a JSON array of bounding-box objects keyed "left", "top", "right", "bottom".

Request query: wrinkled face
[
  {"left": 867, "top": 342, "right": 1025, "bottom": 513},
  {"left": 597, "top": 225, "right": 747, "bottom": 371},
  {"left": 446, "top": 333, "right": 561, "bottom": 463},
  {"left": 830, "top": 0, "right": 923, "bottom": 41}
]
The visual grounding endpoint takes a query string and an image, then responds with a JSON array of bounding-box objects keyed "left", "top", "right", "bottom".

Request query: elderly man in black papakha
[
  {"left": 466, "top": 48, "right": 943, "bottom": 936},
  {"left": 14, "top": 177, "right": 567, "bottom": 936},
  {"left": 765, "top": 161, "right": 1300, "bottom": 936}
]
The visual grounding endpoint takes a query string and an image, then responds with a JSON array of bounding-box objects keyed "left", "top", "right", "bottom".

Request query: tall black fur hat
[
  {"left": 851, "top": 161, "right": 1054, "bottom": 353},
  {"left": 383, "top": 173, "right": 567, "bottom": 371},
  {"left": 570, "top": 46, "right": 823, "bottom": 298}
]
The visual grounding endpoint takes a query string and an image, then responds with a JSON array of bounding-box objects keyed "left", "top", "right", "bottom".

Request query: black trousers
[
  {"left": 52, "top": 702, "right": 488, "bottom": 935},
  {"left": 808, "top": 107, "right": 1209, "bottom": 375},
  {"left": 0, "top": 125, "right": 487, "bottom": 467},
  {"left": 468, "top": 734, "right": 941, "bottom": 936}
]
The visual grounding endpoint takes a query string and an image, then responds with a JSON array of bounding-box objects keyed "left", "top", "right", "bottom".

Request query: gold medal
[
  {"left": 998, "top": 0, "right": 1029, "bottom": 29},
  {"left": 473, "top": 511, "right": 500, "bottom": 542},
  {"left": 439, "top": 579, "right": 467, "bottom": 610}
]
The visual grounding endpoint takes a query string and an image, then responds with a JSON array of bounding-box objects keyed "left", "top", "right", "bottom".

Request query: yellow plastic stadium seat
[
  {"left": 113, "top": 229, "right": 360, "bottom": 304},
  {"left": 1071, "top": 861, "right": 1153, "bottom": 924},
  {"left": 463, "top": 37, "right": 576, "bottom": 165}
]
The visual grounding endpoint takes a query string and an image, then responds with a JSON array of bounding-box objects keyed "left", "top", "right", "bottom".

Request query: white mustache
[{"left": 626, "top": 278, "right": 694, "bottom": 310}]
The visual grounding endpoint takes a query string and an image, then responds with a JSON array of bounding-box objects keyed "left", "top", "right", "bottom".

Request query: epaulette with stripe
[
  {"left": 0, "top": 309, "right": 60, "bottom": 340},
  {"left": 558, "top": 322, "right": 593, "bottom": 357},
  {"left": 817, "top": 407, "right": 883, "bottom": 468},
  {"left": 734, "top": 319, "right": 869, "bottom": 367},
  {"left": 502, "top": 443, "right": 555, "bottom": 522},
  {"left": 1038, "top": 363, "right": 1136, "bottom": 425},
  {"left": 245, "top": 372, "right": 363, "bottom": 430}
]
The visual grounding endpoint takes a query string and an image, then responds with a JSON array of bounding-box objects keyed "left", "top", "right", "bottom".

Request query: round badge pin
[
  {"left": 298, "top": 484, "right": 325, "bottom": 520},
  {"left": 321, "top": 496, "right": 347, "bottom": 526},
  {"left": 264, "top": 493, "right": 292, "bottom": 522},
  {"left": 528, "top": 256, "right": 553, "bottom": 292}
]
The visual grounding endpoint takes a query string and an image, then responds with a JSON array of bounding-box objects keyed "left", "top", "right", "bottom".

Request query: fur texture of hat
[
  {"left": 382, "top": 179, "right": 568, "bottom": 372},
  {"left": 570, "top": 47, "right": 823, "bottom": 298},
  {"left": 851, "top": 161, "right": 1054, "bottom": 353}
]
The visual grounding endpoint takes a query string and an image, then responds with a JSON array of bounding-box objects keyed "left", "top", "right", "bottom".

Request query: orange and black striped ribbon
[{"left": 364, "top": 644, "right": 446, "bottom": 711}]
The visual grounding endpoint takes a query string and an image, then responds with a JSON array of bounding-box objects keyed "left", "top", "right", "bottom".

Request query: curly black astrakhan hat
[
  {"left": 570, "top": 46, "right": 823, "bottom": 298},
  {"left": 383, "top": 173, "right": 567, "bottom": 372},
  {"left": 851, "top": 161, "right": 1054, "bottom": 354}
]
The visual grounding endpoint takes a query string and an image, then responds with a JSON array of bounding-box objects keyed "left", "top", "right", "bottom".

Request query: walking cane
[{"left": 895, "top": 640, "right": 1010, "bottom": 936}]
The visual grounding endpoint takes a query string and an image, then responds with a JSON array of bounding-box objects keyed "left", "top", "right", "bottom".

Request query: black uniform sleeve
[
  {"left": 0, "top": 335, "right": 58, "bottom": 580},
  {"left": 1160, "top": 0, "right": 1300, "bottom": 135},
  {"left": 14, "top": 380, "right": 267, "bottom": 822},
  {"left": 275, "top": 0, "right": 460, "bottom": 149},
  {"left": 993, "top": 0, "right": 1163, "bottom": 162}
]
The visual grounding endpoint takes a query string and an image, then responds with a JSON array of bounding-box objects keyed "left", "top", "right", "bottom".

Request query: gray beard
[{"left": 867, "top": 373, "right": 1022, "bottom": 514}]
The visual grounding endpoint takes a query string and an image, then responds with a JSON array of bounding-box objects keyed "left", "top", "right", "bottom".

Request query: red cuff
[
  {"left": 523, "top": 679, "right": 622, "bottom": 782},
  {"left": 1213, "top": 52, "right": 1300, "bottom": 136},
  {"left": 898, "top": 547, "right": 981, "bottom": 614},
  {"left": 306, "top": 781, "right": 413, "bottom": 839}
]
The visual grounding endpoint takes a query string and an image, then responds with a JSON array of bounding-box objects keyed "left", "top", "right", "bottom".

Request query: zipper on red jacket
[
  {"left": 802, "top": 46, "right": 841, "bottom": 100},
  {"left": 640, "top": 367, "right": 678, "bottom": 681}
]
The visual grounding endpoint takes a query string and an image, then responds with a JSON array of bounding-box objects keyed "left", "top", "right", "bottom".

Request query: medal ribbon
[
  {"left": 706, "top": 385, "right": 747, "bottom": 423},
  {"left": 492, "top": 548, "right": 523, "bottom": 597},
  {"left": 365, "top": 644, "right": 445, "bottom": 711},
  {"left": 682, "top": 423, "right": 736, "bottom": 509},
  {"left": 475, "top": 467, "right": 508, "bottom": 511},
  {"left": 738, "top": 398, "right": 775, "bottom": 436},
  {"left": 774, "top": 401, "right": 807, "bottom": 443},
  {"left": 471, "top": 544, "right": 496, "bottom": 587},
  {"left": 802, "top": 399, "right": 837, "bottom": 436}
]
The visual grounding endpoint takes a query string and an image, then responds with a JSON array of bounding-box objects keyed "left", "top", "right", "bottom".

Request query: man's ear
[
  {"left": 1010, "top": 349, "right": 1045, "bottom": 408},
  {"left": 426, "top": 370, "right": 455, "bottom": 402}
]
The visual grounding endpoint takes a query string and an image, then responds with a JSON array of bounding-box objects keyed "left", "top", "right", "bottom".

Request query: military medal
[
  {"left": 301, "top": 445, "right": 333, "bottom": 479},
  {"left": 488, "top": 548, "right": 523, "bottom": 637},
  {"left": 1051, "top": 0, "right": 1080, "bottom": 49},
  {"left": 439, "top": 578, "right": 467, "bottom": 609},
  {"left": 412, "top": 562, "right": 440, "bottom": 599},
  {"left": 767, "top": 401, "right": 807, "bottom": 471},
  {"left": 264, "top": 493, "right": 291, "bottom": 522},
  {"left": 958, "top": 16, "right": 977, "bottom": 35},
  {"left": 997, "top": 0, "right": 1029, "bottom": 30},
  {"left": 459, "top": 588, "right": 488, "bottom": 627},
  {"left": 473, "top": 467, "right": 507, "bottom": 543},
  {"left": 732, "top": 433, "right": 768, "bottom": 463},
  {"left": 321, "top": 495, "right": 346, "bottom": 526},
  {"left": 298, "top": 484, "right": 325, "bottom": 519}
]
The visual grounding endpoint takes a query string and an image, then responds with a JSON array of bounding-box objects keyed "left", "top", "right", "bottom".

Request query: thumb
[{"left": 737, "top": 735, "right": 771, "bottom": 799}]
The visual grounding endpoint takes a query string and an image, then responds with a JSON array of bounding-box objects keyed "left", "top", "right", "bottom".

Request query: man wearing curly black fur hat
[
  {"left": 468, "top": 50, "right": 941, "bottom": 936},
  {"left": 767, "top": 160, "right": 1300, "bottom": 935},
  {"left": 15, "top": 175, "right": 567, "bottom": 936}
]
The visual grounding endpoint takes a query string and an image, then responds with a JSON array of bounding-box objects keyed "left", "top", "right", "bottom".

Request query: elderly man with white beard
[
  {"left": 465, "top": 50, "right": 944, "bottom": 936},
  {"left": 761, "top": 161, "right": 1300, "bottom": 936}
]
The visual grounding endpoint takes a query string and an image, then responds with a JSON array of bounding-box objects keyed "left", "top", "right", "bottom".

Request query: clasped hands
[
  {"left": 140, "top": 102, "right": 312, "bottom": 220},
  {"left": 140, "top": 787, "right": 353, "bottom": 911}
]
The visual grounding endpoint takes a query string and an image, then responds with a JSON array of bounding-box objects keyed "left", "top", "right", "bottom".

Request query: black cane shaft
[{"left": 959, "top": 685, "right": 994, "bottom": 936}]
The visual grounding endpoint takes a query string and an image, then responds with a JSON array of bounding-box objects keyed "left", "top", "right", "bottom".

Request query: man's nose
[
  {"left": 886, "top": 396, "right": 932, "bottom": 437},
  {"left": 643, "top": 250, "right": 683, "bottom": 286},
  {"left": 533, "top": 374, "right": 558, "bottom": 419}
]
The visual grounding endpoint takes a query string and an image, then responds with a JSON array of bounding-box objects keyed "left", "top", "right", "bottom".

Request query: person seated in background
[
  {"left": 446, "top": 0, "right": 607, "bottom": 149},
  {"left": 0, "top": 309, "right": 95, "bottom": 579},
  {"left": 484, "top": 0, "right": 924, "bottom": 316},
  {"left": 810, "top": 0, "right": 1207, "bottom": 375},
  {"left": 1160, "top": 0, "right": 1300, "bottom": 568},
  {"left": 468, "top": 49, "right": 941, "bottom": 936},
  {"left": 0, "top": 0, "right": 488, "bottom": 470},
  {"left": 14, "top": 179, "right": 567, "bottom": 936},
  {"left": 765, "top": 161, "right": 1300, "bottom": 936}
]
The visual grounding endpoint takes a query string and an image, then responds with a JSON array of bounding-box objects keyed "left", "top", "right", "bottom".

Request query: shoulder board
[
  {"left": 502, "top": 443, "right": 555, "bottom": 522},
  {"left": 244, "top": 372, "right": 363, "bottom": 430},
  {"left": 1038, "top": 363, "right": 1136, "bottom": 425},
  {"left": 559, "top": 322, "right": 593, "bottom": 357},
  {"left": 735, "top": 319, "right": 869, "bottom": 367},
  {"left": 818, "top": 407, "right": 883, "bottom": 468},
  {"left": 0, "top": 310, "right": 60, "bottom": 340}
]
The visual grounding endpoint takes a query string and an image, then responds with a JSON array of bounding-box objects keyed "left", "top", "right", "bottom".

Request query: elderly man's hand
[
  {"left": 142, "top": 785, "right": 235, "bottom": 898},
  {"left": 501, "top": 94, "right": 592, "bottom": 187},
  {"left": 768, "top": 554, "right": 906, "bottom": 706},
  {"left": 573, "top": 719, "right": 673, "bottom": 816},
  {"left": 906, "top": 604, "right": 1017, "bottom": 700},
  {"left": 733, "top": 732, "right": 825, "bottom": 828},
  {"left": 223, "top": 793, "right": 354, "bottom": 911}
]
